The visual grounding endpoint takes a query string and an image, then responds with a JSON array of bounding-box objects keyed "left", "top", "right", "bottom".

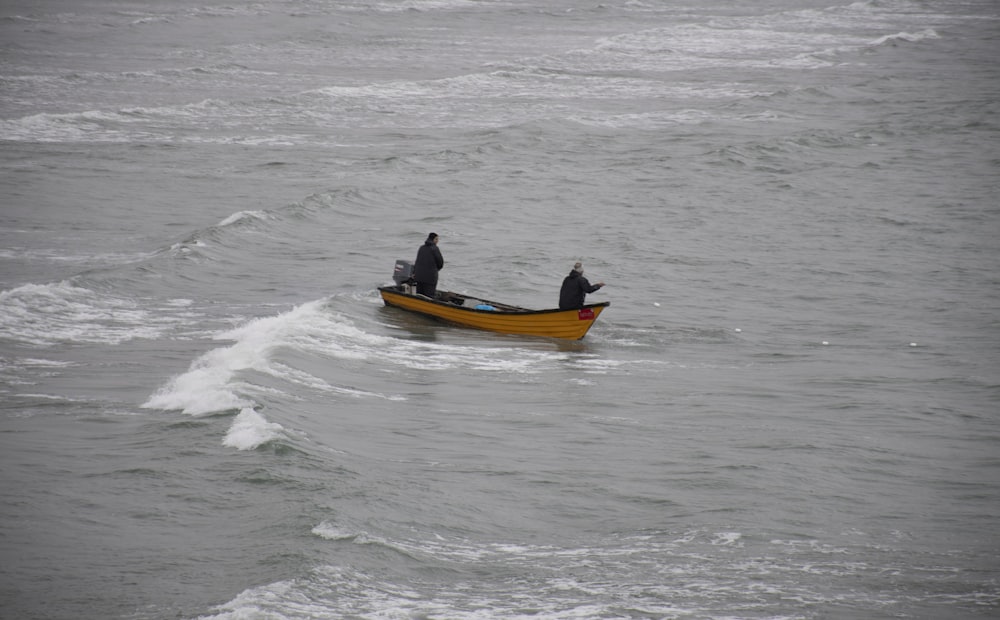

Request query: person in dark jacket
[
  {"left": 559, "top": 262, "right": 604, "bottom": 310},
  {"left": 413, "top": 232, "right": 444, "bottom": 298}
]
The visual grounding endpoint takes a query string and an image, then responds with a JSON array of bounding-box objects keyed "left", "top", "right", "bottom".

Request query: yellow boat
[{"left": 378, "top": 285, "right": 609, "bottom": 340}]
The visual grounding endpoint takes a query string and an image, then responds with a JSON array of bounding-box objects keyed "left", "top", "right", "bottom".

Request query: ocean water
[{"left": 2, "top": 0, "right": 999, "bottom": 618}]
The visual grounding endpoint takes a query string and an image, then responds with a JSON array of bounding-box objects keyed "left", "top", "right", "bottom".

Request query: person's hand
[{"left": 597, "top": 282, "right": 605, "bottom": 287}]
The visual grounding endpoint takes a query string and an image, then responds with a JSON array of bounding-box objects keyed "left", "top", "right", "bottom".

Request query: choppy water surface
[{"left": 1, "top": 1, "right": 998, "bottom": 618}]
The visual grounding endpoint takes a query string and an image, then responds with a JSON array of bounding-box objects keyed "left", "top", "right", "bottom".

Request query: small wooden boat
[{"left": 378, "top": 285, "right": 609, "bottom": 340}]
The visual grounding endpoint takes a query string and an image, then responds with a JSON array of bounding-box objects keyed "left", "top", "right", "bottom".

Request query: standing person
[
  {"left": 413, "top": 232, "right": 444, "bottom": 298},
  {"left": 559, "top": 261, "right": 604, "bottom": 310}
]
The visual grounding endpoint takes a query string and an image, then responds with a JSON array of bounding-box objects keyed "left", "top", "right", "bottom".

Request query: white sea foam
[
  {"left": 0, "top": 111, "right": 128, "bottom": 143},
  {"left": 216, "top": 210, "right": 270, "bottom": 227},
  {"left": 0, "top": 247, "right": 154, "bottom": 265},
  {"left": 0, "top": 281, "right": 182, "bottom": 346},
  {"left": 311, "top": 521, "right": 358, "bottom": 541},
  {"left": 222, "top": 407, "right": 284, "bottom": 450},
  {"left": 0, "top": 100, "right": 233, "bottom": 143},
  {"left": 588, "top": 23, "right": 862, "bottom": 72},
  {"left": 14, "top": 358, "right": 77, "bottom": 368},
  {"left": 711, "top": 532, "right": 744, "bottom": 547},
  {"left": 364, "top": 0, "right": 481, "bottom": 13},
  {"left": 141, "top": 347, "right": 256, "bottom": 415},
  {"left": 870, "top": 28, "right": 940, "bottom": 46},
  {"left": 13, "top": 393, "right": 86, "bottom": 403}
]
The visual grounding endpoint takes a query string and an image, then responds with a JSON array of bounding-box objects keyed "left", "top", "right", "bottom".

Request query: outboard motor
[{"left": 392, "top": 259, "right": 415, "bottom": 293}]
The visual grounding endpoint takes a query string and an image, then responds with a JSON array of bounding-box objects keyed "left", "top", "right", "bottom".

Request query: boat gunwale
[{"left": 377, "top": 285, "right": 610, "bottom": 316}]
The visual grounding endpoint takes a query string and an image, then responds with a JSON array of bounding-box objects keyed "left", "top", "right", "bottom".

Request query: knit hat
[{"left": 573, "top": 262, "right": 583, "bottom": 273}]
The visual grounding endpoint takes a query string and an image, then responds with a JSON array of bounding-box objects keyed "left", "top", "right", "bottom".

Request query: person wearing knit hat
[
  {"left": 413, "top": 232, "right": 444, "bottom": 298},
  {"left": 559, "top": 261, "right": 605, "bottom": 310}
]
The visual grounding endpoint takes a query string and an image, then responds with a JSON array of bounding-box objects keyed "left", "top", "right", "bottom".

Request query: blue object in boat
[{"left": 474, "top": 304, "right": 496, "bottom": 311}]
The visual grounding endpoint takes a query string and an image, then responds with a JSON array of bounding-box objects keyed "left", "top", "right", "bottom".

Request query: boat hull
[{"left": 378, "top": 286, "right": 609, "bottom": 340}]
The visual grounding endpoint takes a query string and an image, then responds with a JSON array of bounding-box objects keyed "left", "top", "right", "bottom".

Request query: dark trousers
[{"left": 416, "top": 282, "right": 436, "bottom": 298}]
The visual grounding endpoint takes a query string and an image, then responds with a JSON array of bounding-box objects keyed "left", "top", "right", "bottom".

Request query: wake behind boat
[{"left": 378, "top": 260, "right": 609, "bottom": 340}]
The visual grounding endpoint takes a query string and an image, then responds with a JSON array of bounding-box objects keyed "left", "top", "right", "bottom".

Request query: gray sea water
[{"left": 2, "top": 1, "right": 999, "bottom": 618}]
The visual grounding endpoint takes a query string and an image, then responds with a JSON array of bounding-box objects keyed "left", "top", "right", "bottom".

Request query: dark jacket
[
  {"left": 413, "top": 241, "right": 444, "bottom": 285},
  {"left": 559, "top": 270, "right": 602, "bottom": 310}
]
